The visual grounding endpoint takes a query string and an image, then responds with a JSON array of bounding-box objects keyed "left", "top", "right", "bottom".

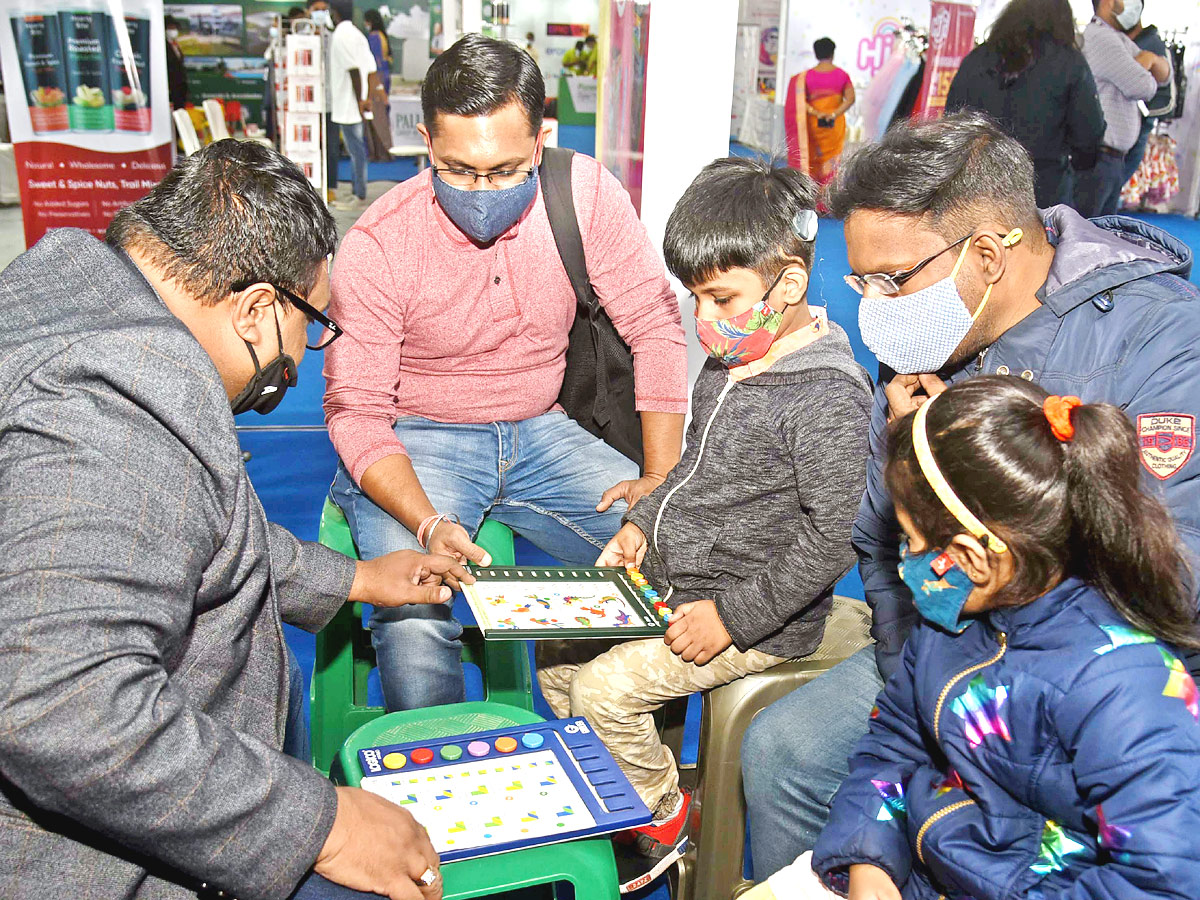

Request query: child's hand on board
[
  {"left": 663, "top": 600, "right": 732, "bottom": 665},
  {"left": 848, "top": 864, "right": 901, "bottom": 900},
  {"left": 596, "top": 522, "right": 648, "bottom": 567}
]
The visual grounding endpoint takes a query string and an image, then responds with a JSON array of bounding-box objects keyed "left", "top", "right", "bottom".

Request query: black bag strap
[
  {"left": 539, "top": 146, "right": 612, "bottom": 425},
  {"left": 540, "top": 147, "right": 597, "bottom": 314}
]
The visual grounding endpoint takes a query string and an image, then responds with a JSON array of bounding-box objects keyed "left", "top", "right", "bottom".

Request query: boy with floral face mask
[{"left": 536, "top": 157, "right": 873, "bottom": 886}]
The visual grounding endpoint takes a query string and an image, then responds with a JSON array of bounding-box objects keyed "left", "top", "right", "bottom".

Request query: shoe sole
[{"left": 618, "top": 835, "right": 689, "bottom": 894}]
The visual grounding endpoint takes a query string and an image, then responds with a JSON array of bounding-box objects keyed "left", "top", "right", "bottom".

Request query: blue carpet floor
[{"left": 248, "top": 175, "right": 1196, "bottom": 895}]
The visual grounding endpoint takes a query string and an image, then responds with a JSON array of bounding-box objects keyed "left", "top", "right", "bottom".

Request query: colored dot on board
[
  {"left": 382, "top": 752, "right": 406, "bottom": 770},
  {"left": 557, "top": 823, "right": 565, "bottom": 828}
]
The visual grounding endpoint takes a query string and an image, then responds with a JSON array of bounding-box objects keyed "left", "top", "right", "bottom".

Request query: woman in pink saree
[{"left": 785, "top": 38, "right": 855, "bottom": 184}]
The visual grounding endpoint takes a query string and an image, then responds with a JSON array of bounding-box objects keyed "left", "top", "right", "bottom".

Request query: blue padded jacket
[
  {"left": 855, "top": 206, "right": 1200, "bottom": 681},
  {"left": 813, "top": 578, "right": 1200, "bottom": 900}
]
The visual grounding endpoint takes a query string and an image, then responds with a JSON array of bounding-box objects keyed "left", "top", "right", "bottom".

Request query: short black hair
[
  {"left": 584, "top": 34, "right": 596, "bottom": 44},
  {"left": 813, "top": 37, "right": 835, "bottom": 60},
  {"left": 286, "top": 7, "right": 305, "bottom": 20},
  {"left": 421, "top": 34, "right": 544, "bottom": 135},
  {"left": 663, "top": 157, "right": 819, "bottom": 288},
  {"left": 106, "top": 140, "right": 336, "bottom": 306},
  {"left": 164, "top": 14, "right": 178, "bottom": 27},
  {"left": 329, "top": 0, "right": 353, "bottom": 24},
  {"left": 829, "top": 110, "right": 1041, "bottom": 240}
]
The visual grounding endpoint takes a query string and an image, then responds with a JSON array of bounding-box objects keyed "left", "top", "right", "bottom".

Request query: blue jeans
[
  {"left": 741, "top": 645, "right": 883, "bottom": 879},
  {"left": 330, "top": 411, "right": 639, "bottom": 711},
  {"left": 1122, "top": 121, "right": 1154, "bottom": 187},
  {"left": 290, "top": 873, "right": 384, "bottom": 899},
  {"left": 325, "top": 113, "right": 338, "bottom": 192},
  {"left": 1074, "top": 150, "right": 1128, "bottom": 218},
  {"left": 283, "top": 643, "right": 310, "bottom": 763},
  {"left": 336, "top": 120, "right": 368, "bottom": 200}
]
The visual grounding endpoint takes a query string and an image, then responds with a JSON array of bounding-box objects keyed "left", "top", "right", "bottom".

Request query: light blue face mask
[
  {"left": 898, "top": 538, "right": 975, "bottom": 633},
  {"left": 857, "top": 230, "right": 1021, "bottom": 374},
  {"left": 432, "top": 167, "right": 540, "bottom": 245}
]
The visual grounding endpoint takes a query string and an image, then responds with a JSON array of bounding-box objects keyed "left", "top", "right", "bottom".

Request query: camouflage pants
[{"left": 537, "top": 638, "right": 787, "bottom": 818}]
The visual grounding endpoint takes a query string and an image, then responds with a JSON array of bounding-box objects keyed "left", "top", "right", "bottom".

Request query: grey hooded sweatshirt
[{"left": 626, "top": 318, "right": 872, "bottom": 659}]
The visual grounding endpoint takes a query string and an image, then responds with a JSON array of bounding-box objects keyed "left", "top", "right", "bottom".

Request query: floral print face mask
[{"left": 694, "top": 271, "right": 786, "bottom": 366}]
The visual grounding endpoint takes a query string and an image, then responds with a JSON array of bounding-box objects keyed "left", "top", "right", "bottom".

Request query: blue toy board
[{"left": 351, "top": 718, "right": 652, "bottom": 863}]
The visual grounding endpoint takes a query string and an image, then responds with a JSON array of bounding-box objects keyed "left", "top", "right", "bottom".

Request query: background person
[
  {"left": 740, "top": 111, "right": 1200, "bottom": 881},
  {"left": 0, "top": 140, "right": 470, "bottom": 900},
  {"left": 326, "top": 0, "right": 384, "bottom": 212},
  {"left": 165, "top": 14, "right": 188, "bottom": 110},
  {"left": 323, "top": 35, "right": 688, "bottom": 713},
  {"left": 364, "top": 9, "right": 392, "bottom": 95},
  {"left": 1077, "top": 0, "right": 1169, "bottom": 217},
  {"left": 945, "top": 0, "right": 1105, "bottom": 207},
  {"left": 1119, "top": 0, "right": 1175, "bottom": 186},
  {"left": 562, "top": 39, "right": 585, "bottom": 74},
  {"left": 785, "top": 38, "right": 855, "bottom": 186}
]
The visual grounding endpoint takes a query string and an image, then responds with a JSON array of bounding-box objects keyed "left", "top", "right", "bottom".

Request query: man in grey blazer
[{"left": 0, "top": 141, "right": 467, "bottom": 900}]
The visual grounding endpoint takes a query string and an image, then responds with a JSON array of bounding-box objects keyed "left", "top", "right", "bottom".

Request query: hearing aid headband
[{"left": 912, "top": 393, "right": 1009, "bottom": 554}]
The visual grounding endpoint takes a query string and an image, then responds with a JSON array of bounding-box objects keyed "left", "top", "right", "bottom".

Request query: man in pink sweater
[{"left": 324, "top": 34, "right": 689, "bottom": 711}]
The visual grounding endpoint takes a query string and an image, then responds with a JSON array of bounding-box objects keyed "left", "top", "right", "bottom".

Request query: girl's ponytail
[{"left": 1063, "top": 403, "right": 1200, "bottom": 649}]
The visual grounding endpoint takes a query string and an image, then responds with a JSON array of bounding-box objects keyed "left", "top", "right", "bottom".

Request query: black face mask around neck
[{"left": 229, "top": 306, "right": 298, "bottom": 416}]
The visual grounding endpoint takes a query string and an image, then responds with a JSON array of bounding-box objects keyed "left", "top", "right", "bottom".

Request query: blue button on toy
[{"left": 521, "top": 732, "right": 545, "bottom": 750}]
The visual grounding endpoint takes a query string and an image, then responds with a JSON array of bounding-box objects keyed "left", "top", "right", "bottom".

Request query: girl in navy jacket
[{"left": 800, "top": 376, "right": 1200, "bottom": 899}]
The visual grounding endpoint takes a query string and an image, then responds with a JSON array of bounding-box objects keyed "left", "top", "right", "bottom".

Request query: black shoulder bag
[{"left": 539, "top": 146, "right": 644, "bottom": 469}]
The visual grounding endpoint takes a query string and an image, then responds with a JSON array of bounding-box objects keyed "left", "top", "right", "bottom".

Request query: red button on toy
[{"left": 411, "top": 747, "right": 434, "bottom": 765}]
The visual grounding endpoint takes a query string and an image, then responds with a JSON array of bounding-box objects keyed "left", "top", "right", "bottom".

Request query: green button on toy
[{"left": 440, "top": 744, "right": 463, "bottom": 761}]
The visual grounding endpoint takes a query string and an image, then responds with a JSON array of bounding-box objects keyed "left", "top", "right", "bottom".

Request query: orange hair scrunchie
[{"left": 1044, "top": 395, "right": 1083, "bottom": 442}]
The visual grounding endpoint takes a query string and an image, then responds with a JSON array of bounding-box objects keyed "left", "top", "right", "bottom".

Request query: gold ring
[{"left": 417, "top": 867, "right": 439, "bottom": 887}]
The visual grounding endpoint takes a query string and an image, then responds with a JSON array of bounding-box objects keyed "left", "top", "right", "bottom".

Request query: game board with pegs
[
  {"left": 461, "top": 565, "right": 672, "bottom": 639},
  {"left": 349, "top": 718, "right": 652, "bottom": 863}
]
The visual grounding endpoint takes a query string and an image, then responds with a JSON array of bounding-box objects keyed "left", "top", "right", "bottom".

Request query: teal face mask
[{"left": 898, "top": 538, "right": 976, "bottom": 634}]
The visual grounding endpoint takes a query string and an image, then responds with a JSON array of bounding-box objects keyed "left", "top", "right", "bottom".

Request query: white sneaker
[{"left": 332, "top": 196, "right": 368, "bottom": 211}]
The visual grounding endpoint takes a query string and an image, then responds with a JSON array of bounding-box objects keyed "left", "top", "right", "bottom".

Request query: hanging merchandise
[
  {"left": 859, "top": 21, "right": 924, "bottom": 142},
  {"left": 1121, "top": 131, "right": 1180, "bottom": 213}
]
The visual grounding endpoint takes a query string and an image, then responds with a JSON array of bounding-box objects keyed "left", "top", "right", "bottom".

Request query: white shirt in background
[{"left": 329, "top": 19, "right": 377, "bottom": 125}]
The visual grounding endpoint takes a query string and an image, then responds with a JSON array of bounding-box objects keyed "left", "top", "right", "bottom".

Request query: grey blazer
[{"left": 0, "top": 230, "right": 357, "bottom": 899}]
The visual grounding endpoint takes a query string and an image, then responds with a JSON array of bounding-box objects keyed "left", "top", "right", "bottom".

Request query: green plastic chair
[
  {"left": 312, "top": 498, "right": 535, "bottom": 774},
  {"left": 335, "top": 701, "right": 619, "bottom": 900}
]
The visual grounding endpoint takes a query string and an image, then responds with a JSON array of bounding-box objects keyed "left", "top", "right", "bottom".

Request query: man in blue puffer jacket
[{"left": 742, "top": 110, "right": 1200, "bottom": 879}]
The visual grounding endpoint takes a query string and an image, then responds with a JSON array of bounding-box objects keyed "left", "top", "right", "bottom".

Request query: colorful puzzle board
[
  {"left": 462, "top": 566, "right": 670, "bottom": 640},
  {"left": 351, "top": 718, "right": 652, "bottom": 863}
]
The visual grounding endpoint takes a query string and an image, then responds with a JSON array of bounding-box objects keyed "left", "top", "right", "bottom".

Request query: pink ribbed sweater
[{"left": 324, "top": 155, "right": 689, "bottom": 483}]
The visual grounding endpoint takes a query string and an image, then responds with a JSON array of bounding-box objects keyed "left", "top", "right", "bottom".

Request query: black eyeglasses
[
  {"left": 844, "top": 232, "right": 973, "bottom": 297},
  {"left": 430, "top": 164, "right": 536, "bottom": 189},
  {"left": 232, "top": 281, "right": 344, "bottom": 350}
]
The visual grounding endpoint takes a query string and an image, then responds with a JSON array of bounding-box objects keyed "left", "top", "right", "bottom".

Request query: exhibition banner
[
  {"left": 912, "top": 0, "right": 977, "bottom": 118},
  {"left": 0, "top": 0, "right": 172, "bottom": 247},
  {"left": 597, "top": 0, "right": 650, "bottom": 214}
]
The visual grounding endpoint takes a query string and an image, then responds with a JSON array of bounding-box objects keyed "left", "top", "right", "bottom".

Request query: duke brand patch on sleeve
[{"left": 1138, "top": 414, "right": 1195, "bottom": 480}]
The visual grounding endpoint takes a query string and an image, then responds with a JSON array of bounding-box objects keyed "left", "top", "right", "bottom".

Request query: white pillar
[
  {"left": 459, "top": 0, "right": 482, "bottom": 37},
  {"left": 636, "top": 0, "right": 740, "bottom": 384},
  {"left": 638, "top": 0, "right": 740, "bottom": 251}
]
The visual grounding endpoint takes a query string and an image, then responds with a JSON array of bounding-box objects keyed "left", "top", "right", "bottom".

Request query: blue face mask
[
  {"left": 432, "top": 167, "right": 540, "bottom": 245},
  {"left": 898, "top": 538, "right": 976, "bottom": 633}
]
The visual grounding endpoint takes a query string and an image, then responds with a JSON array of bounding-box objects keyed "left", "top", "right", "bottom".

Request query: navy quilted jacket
[{"left": 812, "top": 578, "right": 1200, "bottom": 899}]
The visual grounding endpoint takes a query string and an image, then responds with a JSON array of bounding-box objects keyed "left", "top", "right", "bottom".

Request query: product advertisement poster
[
  {"left": 912, "top": 0, "right": 977, "bottom": 118},
  {"left": 1, "top": 0, "right": 172, "bottom": 247}
]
